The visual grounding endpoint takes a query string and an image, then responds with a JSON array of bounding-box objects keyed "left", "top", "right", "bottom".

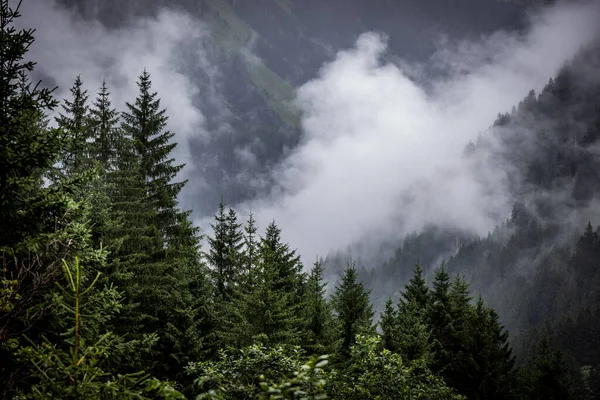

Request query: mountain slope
[{"left": 352, "top": 41, "right": 600, "bottom": 373}]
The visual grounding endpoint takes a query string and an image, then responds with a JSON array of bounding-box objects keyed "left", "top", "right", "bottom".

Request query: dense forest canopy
[{"left": 1, "top": 0, "right": 600, "bottom": 399}]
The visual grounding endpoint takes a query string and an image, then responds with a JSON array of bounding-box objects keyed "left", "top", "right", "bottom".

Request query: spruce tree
[
  {"left": 0, "top": 0, "right": 60, "bottom": 247},
  {"left": 303, "top": 259, "right": 334, "bottom": 354},
  {"left": 207, "top": 201, "right": 232, "bottom": 300},
  {"left": 381, "top": 265, "right": 434, "bottom": 362},
  {"left": 236, "top": 221, "right": 305, "bottom": 346},
  {"left": 446, "top": 275, "right": 474, "bottom": 389},
  {"left": 428, "top": 264, "right": 453, "bottom": 375},
  {"left": 13, "top": 258, "right": 184, "bottom": 399},
  {"left": 55, "top": 75, "right": 91, "bottom": 175},
  {"left": 241, "top": 260, "right": 302, "bottom": 346},
  {"left": 121, "top": 70, "right": 190, "bottom": 251},
  {"left": 226, "top": 208, "right": 244, "bottom": 282},
  {"left": 463, "top": 297, "right": 515, "bottom": 400},
  {"left": 380, "top": 297, "right": 398, "bottom": 352},
  {"left": 89, "top": 79, "right": 120, "bottom": 169},
  {"left": 213, "top": 212, "right": 260, "bottom": 350},
  {"left": 109, "top": 70, "right": 210, "bottom": 379},
  {"left": 331, "top": 262, "right": 374, "bottom": 357},
  {"left": 519, "top": 337, "right": 574, "bottom": 400},
  {"left": 399, "top": 263, "right": 430, "bottom": 313},
  {"left": 261, "top": 221, "right": 305, "bottom": 298},
  {"left": 207, "top": 203, "right": 243, "bottom": 301},
  {"left": 81, "top": 81, "right": 123, "bottom": 251},
  {"left": 395, "top": 298, "right": 433, "bottom": 362},
  {"left": 207, "top": 202, "right": 247, "bottom": 349},
  {"left": 0, "top": 1, "right": 85, "bottom": 392},
  {"left": 242, "top": 212, "right": 259, "bottom": 285}
]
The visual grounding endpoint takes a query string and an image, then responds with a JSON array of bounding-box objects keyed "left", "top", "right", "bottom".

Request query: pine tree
[
  {"left": 331, "top": 262, "right": 374, "bottom": 357},
  {"left": 14, "top": 258, "right": 184, "bottom": 399},
  {"left": 0, "top": 1, "right": 86, "bottom": 393},
  {"left": 242, "top": 212, "right": 259, "bottom": 286},
  {"left": 464, "top": 298, "right": 515, "bottom": 400},
  {"left": 380, "top": 297, "right": 398, "bottom": 352},
  {"left": 207, "top": 201, "right": 232, "bottom": 300},
  {"left": 235, "top": 222, "right": 306, "bottom": 347},
  {"left": 261, "top": 221, "right": 305, "bottom": 298},
  {"left": 399, "top": 263, "right": 430, "bottom": 313},
  {"left": 519, "top": 337, "right": 574, "bottom": 400},
  {"left": 89, "top": 79, "right": 120, "bottom": 169},
  {"left": 303, "top": 259, "right": 334, "bottom": 354},
  {"left": 55, "top": 75, "right": 91, "bottom": 175},
  {"left": 428, "top": 264, "right": 453, "bottom": 375},
  {"left": 107, "top": 70, "right": 210, "bottom": 380}
]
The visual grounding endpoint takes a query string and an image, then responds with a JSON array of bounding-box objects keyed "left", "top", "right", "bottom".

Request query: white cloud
[
  {"left": 245, "top": 1, "right": 600, "bottom": 261},
  {"left": 15, "top": 0, "right": 600, "bottom": 262}
]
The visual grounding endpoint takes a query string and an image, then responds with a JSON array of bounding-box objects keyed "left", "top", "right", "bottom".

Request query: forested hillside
[
  {"left": 345, "top": 37, "right": 600, "bottom": 396},
  {"left": 2, "top": 0, "right": 600, "bottom": 399}
]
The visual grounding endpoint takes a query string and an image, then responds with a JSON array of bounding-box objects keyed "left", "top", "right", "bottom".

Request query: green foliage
[
  {"left": 331, "top": 262, "right": 375, "bottom": 357},
  {"left": 187, "top": 344, "right": 322, "bottom": 399},
  {"left": 386, "top": 298, "right": 433, "bottom": 364},
  {"left": 243, "top": 213, "right": 259, "bottom": 277},
  {"left": 328, "top": 335, "right": 463, "bottom": 400},
  {"left": 382, "top": 264, "right": 433, "bottom": 363},
  {"left": 207, "top": 202, "right": 243, "bottom": 301},
  {"left": 104, "top": 70, "right": 212, "bottom": 380},
  {"left": 516, "top": 337, "right": 575, "bottom": 400},
  {"left": 380, "top": 265, "right": 516, "bottom": 399},
  {"left": 455, "top": 297, "right": 515, "bottom": 400},
  {"left": 89, "top": 79, "right": 121, "bottom": 169},
  {"left": 302, "top": 260, "right": 335, "bottom": 355},
  {"left": 427, "top": 265, "right": 454, "bottom": 374},
  {"left": 380, "top": 297, "right": 398, "bottom": 351},
  {"left": 399, "top": 264, "right": 430, "bottom": 312},
  {"left": 232, "top": 221, "right": 306, "bottom": 347},
  {"left": 3, "top": 1, "right": 599, "bottom": 399},
  {"left": 0, "top": 0, "right": 70, "bottom": 353},
  {"left": 13, "top": 258, "right": 184, "bottom": 399},
  {"left": 0, "top": 277, "right": 20, "bottom": 312},
  {"left": 258, "top": 355, "right": 329, "bottom": 400},
  {"left": 55, "top": 75, "right": 92, "bottom": 175},
  {"left": 206, "top": 202, "right": 247, "bottom": 350}
]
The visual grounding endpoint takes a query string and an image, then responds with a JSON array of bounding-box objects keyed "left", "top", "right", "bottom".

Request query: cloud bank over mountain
[
  {"left": 16, "top": 0, "right": 600, "bottom": 262},
  {"left": 244, "top": 1, "right": 600, "bottom": 260}
]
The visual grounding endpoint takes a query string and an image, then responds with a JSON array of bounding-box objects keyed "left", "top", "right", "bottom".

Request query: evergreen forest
[{"left": 1, "top": 1, "right": 599, "bottom": 399}]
